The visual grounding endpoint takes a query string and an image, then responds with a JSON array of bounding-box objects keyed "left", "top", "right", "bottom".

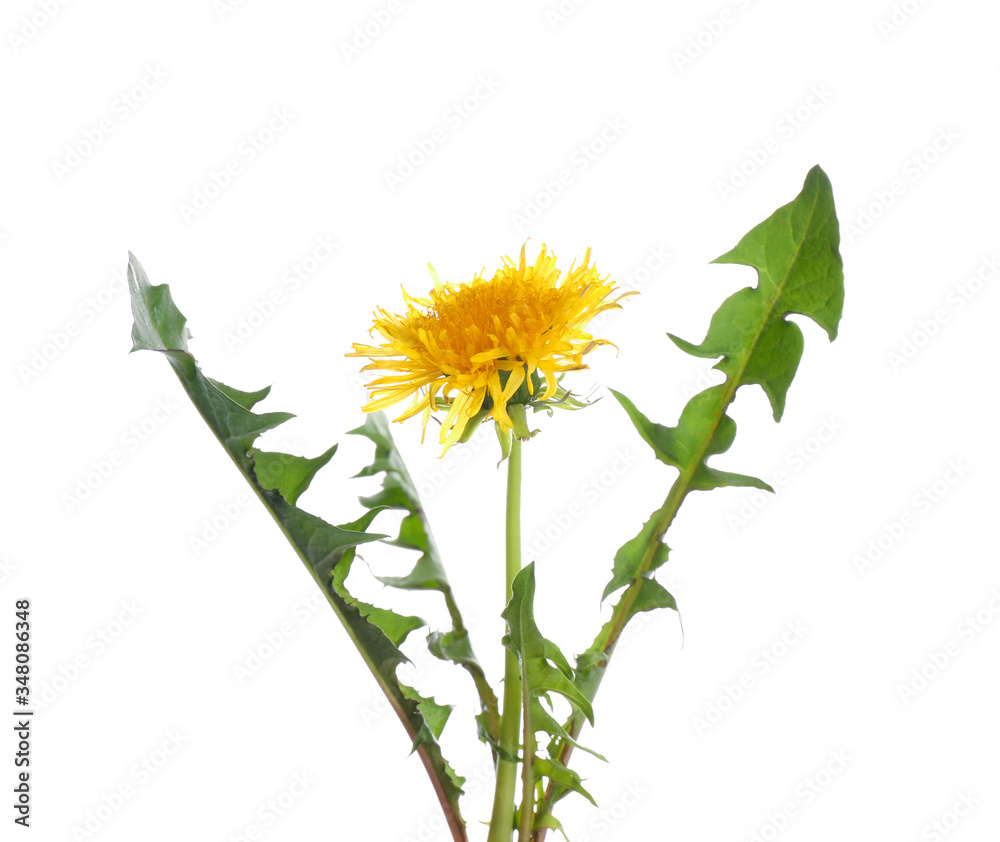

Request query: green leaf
[
  {"left": 537, "top": 167, "right": 845, "bottom": 828},
  {"left": 610, "top": 388, "right": 774, "bottom": 494},
  {"left": 329, "top": 541, "right": 426, "bottom": 648},
  {"left": 207, "top": 378, "right": 272, "bottom": 410},
  {"left": 401, "top": 683, "right": 456, "bottom": 752},
  {"left": 601, "top": 165, "right": 841, "bottom": 609},
  {"left": 127, "top": 254, "right": 469, "bottom": 839},
  {"left": 350, "top": 413, "right": 501, "bottom": 751},
  {"left": 531, "top": 695, "right": 607, "bottom": 762},
  {"left": 536, "top": 811, "right": 571, "bottom": 841},
  {"left": 601, "top": 500, "right": 672, "bottom": 602},
  {"left": 504, "top": 564, "right": 594, "bottom": 727},
  {"left": 502, "top": 564, "right": 603, "bottom": 810},
  {"left": 533, "top": 759, "right": 597, "bottom": 807},
  {"left": 128, "top": 253, "right": 192, "bottom": 353},
  {"left": 254, "top": 445, "right": 338, "bottom": 506},
  {"left": 672, "top": 163, "right": 843, "bottom": 418}
]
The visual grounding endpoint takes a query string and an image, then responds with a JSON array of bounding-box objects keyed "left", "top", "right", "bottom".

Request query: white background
[{"left": 4, "top": 1, "right": 999, "bottom": 840}]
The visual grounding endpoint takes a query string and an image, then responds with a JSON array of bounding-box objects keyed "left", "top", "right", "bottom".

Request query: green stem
[
  {"left": 517, "top": 666, "right": 535, "bottom": 842},
  {"left": 487, "top": 412, "right": 525, "bottom": 842}
]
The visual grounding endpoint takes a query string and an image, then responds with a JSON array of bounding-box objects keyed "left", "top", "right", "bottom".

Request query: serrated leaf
[
  {"left": 601, "top": 166, "right": 840, "bottom": 608},
  {"left": 672, "top": 164, "right": 843, "bottom": 420},
  {"left": 631, "top": 577, "right": 678, "bottom": 614},
  {"left": 128, "top": 253, "right": 192, "bottom": 352},
  {"left": 427, "top": 629, "right": 477, "bottom": 669},
  {"left": 207, "top": 378, "right": 272, "bottom": 410},
  {"left": 601, "top": 500, "right": 672, "bottom": 602},
  {"left": 254, "top": 445, "right": 338, "bottom": 506},
  {"left": 536, "top": 812, "right": 571, "bottom": 841},
  {"left": 503, "top": 564, "right": 595, "bottom": 728},
  {"left": 329, "top": 541, "right": 425, "bottom": 650},
  {"left": 610, "top": 388, "right": 773, "bottom": 494},
  {"left": 127, "top": 253, "right": 469, "bottom": 840},
  {"left": 533, "top": 759, "right": 597, "bottom": 807},
  {"left": 401, "top": 683, "right": 455, "bottom": 752},
  {"left": 350, "top": 413, "right": 500, "bottom": 751},
  {"left": 532, "top": 696, "right": 606, "bottom": 762},
  {"left": 537, "top": 169, "right": 845, "bottom": 832}
]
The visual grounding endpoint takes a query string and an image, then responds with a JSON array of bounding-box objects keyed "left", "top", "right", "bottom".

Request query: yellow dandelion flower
[{"left": 348, "top": 243, "right": 633, "bottom": 454}]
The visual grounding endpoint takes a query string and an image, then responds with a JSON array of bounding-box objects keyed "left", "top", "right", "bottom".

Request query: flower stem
[
  {"left": 517, "top": 667, "right": 535, "bottom": 841},
  {"left": 487, "top": 414, "right": 525, "bottom": 842}
]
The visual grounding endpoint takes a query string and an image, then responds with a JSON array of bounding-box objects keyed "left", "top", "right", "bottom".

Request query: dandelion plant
[{"left": 127, "top": 165, "right": 844, "bottom": 841}]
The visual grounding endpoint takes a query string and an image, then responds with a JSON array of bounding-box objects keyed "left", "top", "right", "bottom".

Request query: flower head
[{"left": 349, "top": 243, "right": 632, "bottom": 454}]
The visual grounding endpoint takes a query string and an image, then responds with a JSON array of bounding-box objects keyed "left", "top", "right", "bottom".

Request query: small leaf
[
  {"left": 532, "top": 696, "right": 607, "bottom": 762},
  {"left": 537, "top": 812, "right": 571, "bottom": 841},
  {"left": 127, "top": 252, "right": 191, "bottom": 353},
  {"left": 254, "top": 445, "right": 338, "bottom": 506},
  {"left": 610, "top": 389, "right": 773, "bottom": 494},
  {"left": 402, "top": 684, "right": 455, "bottom": 752},
  {"left": 350, "top": 413, "right": 500, "bottom": 751},
  {"left": 631, "top": 577, "right": 678, "bottom": 614},
  {"left": 207, "top": 378, "right": 271, "bottom": 410},
  {"left": 533, "top": 758, "right": 597, "bottom": 807},
  {"left": 496, "top": 421, "right": 512, "bottom": 466},
  {"left": 601, "top": 500, "right": 672, "bottom": 602},
  {"left": 503, "top": 564, "right": 595, "bottom": 727}
]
